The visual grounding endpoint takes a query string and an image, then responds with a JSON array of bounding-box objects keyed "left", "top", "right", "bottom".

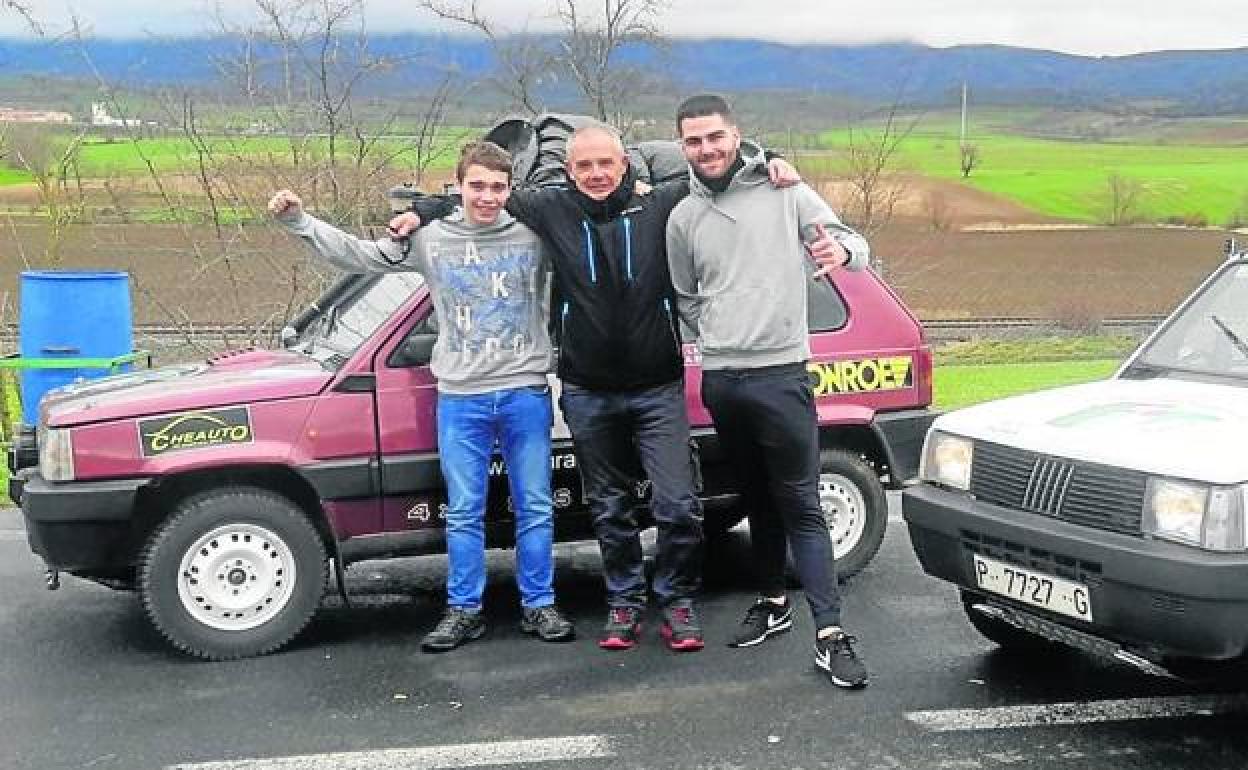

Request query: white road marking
[
  {"left": 0, "top": 529, "right": 25, "bottom": 541},
  {"left": 167, "top": 735, "right": 616, "bottom": 770},
  {"left": 906, "top": 694, "right": 1248, "bottom": 732}
]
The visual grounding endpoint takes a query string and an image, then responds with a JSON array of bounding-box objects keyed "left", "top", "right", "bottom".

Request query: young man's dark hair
[
  {"left": 456, "top": 140, "right": 513, "bottom": 182},
  {"left": 675, "top": 93, "right": 735, "bottom": 130}
]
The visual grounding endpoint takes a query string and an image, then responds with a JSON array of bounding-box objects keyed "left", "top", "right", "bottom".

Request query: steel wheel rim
[
  {"left": 176, "top": 523, "right": 297, "bottom": 631},
  {"left": 819, "top": 472, "right": 867, "bottom": 560}
]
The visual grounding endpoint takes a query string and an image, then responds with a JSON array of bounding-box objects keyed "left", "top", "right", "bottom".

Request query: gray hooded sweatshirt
[
  {"left": 666, "top": 144, "right": 869, "bottom": 370},
  {"left": 279, "top": 209, "right": 552, "bottom": 395}
]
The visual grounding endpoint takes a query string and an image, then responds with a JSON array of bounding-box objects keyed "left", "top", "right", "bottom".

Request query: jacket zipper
[
  {"left": 622, "top": 216, "right": 634, "bottom": 281},
  {"left": 581, "top": 221, "right": 598, "bottom": 283},
  {"left": 662, "top": 298, "right": 681, "bottom": 349}
]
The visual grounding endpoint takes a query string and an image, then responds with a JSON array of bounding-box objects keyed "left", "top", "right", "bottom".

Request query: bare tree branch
[{"left": 2, "top": 0, "right": 43, "bottom": 36}]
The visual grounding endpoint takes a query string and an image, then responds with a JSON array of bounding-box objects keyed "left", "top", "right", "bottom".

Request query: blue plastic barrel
[{"left": 18, "top": 271, "right": 133, "bottom": 424}]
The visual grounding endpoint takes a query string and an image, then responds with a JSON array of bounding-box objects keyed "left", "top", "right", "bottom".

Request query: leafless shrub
[
  {"left": 1102, "top": 172, "right": 1144, "bottom": 226},
  {"left": 959, "top": 142, "right": 980, "bottom": 178},
  {"left": 922, "top": 190, "right": 954, "bottom": 232},
  {"left": 1048, "top": 295, "right": 1104, "bottom": 334}
]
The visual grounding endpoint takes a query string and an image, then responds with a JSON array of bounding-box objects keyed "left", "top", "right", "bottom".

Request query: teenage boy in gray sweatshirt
[
  {"left": 666, "top": 94, "right": 871, "bottom": 689},
  {"left": 267, "top": 141, "right": 574, "bottom": 653}
]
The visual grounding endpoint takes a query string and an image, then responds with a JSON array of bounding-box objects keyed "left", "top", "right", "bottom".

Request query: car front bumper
[
  {"left": 872, "top": 408, "right": 937, "bottom": 486},
  {"left": 902, "top": 482, "right": 1248, "bottom": 661},
  {"left": 20, "top": 472, "right": 150, "bottom": 572}
]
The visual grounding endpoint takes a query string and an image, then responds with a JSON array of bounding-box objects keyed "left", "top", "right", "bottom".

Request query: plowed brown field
[{"left": 0, "top": 221, "right": 1234, "bottom": 329}]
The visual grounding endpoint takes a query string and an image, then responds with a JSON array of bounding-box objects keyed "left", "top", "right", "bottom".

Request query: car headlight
[
  {"left": 1143, "top": 478, "right": 1245, "bottom": 551},
  {"left": 38, "top": 427, "right": 75, "bottom": 482},
  {"left": 921, "top": 431, "right": 974, "bottom": 491}
]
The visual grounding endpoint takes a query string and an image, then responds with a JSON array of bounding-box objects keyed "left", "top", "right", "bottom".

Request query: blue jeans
[{"left": 437, "top": 385, "right": 555, "bottom": 610}]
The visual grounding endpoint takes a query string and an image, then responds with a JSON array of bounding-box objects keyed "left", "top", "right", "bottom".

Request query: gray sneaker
[
  {"left": 421, "top": 608, "right": 486, "bottom": 653},
  {"left": 520, "top": 605, "right": 576, "bottom": 642}
]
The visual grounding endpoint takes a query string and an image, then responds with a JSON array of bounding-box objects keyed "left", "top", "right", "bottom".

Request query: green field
[
  {"left": 74, "top": 133, "right": 469, "bottom": 177},
  {"left": 3, "top": 109, "right": 1245, "bottom": 227},
  {"left": 791, "top": 110, "right": 1248, "bottom": 225}
]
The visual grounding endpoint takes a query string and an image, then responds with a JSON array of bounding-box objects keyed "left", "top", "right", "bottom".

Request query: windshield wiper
[{"left": 1211, "top": 315, "right": 1248, "bottom": 359}]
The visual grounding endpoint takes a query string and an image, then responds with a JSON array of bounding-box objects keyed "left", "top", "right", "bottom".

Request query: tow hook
[{"left": 44, "top": 567, "right": 60, "bottom": 591}]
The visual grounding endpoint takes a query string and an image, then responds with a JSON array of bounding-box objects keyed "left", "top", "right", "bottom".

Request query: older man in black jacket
[{"left": 391, "top": 123, "right": 797, "bottom": 652}]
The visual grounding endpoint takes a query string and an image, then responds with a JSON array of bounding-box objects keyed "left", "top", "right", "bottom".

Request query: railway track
[{"left": 1, "top": 317, "right": 1167, "bottom": 348}]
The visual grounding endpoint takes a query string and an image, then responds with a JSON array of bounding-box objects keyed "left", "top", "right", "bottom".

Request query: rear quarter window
[
  {"left": 676, "top": 277, "right": 849, "bottom": 342},
  {"left": 808, "top": 276, "right": 849, "bottom": 332}
]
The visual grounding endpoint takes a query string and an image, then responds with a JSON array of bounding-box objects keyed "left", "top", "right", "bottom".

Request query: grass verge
[
  {"left": 1, "top": 371, "right": 20, "bottom": 506},
  {"left": 934, "top": 358, "right": 1120, "bottom": 411}
]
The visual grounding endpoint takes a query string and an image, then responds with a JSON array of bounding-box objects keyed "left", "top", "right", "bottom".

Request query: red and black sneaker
[
  {"left": 598, "top": 606, "right": 642, "bottom": 650},
  {"left": 660, "top": 599, "right": 705, "bottom": 652}
]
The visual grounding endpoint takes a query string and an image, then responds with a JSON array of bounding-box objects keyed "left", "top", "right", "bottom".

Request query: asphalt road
[{"left": 3, "top": 496, "right": 1248, "bottom": 770}]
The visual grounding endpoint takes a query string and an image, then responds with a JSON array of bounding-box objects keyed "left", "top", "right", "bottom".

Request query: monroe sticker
[
  {"left": 139, "top": 407, "right": 254, "bottom": 457},
  {"left": 808, "top": 356, "right": 914, "bottom": 396}
]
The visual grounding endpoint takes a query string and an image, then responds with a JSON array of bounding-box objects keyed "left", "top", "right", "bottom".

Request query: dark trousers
[
  {"left": 559, "top": 379, "right": 703, "bottom": 609},
  {"left": 701, "top": 363, "right": 841, "bottom": 630}
]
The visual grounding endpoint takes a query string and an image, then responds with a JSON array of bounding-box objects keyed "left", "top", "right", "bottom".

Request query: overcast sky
[{"left": 4, "top": 0, "right": 1247, "bottom": 56}]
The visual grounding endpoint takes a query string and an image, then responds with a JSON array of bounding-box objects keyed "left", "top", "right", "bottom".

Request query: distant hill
[{"left": 2, "top": 34, "right": 1248, "bottom": 114}]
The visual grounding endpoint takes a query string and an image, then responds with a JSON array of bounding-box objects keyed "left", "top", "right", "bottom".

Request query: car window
[
  {"left": 808, "top": 276, "right": 849, "bottom": 332},
  {"left": 386, "top": 302, "right": 441, "bottom": 369},
  {"left": 1133, "top": 262, "right": 1248, "bottom": 380}
]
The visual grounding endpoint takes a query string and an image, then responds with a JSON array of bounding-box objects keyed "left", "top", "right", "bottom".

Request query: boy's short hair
[
  {"left": 456, "top": 140, "right": 513, "bottom": 182},
  {"left": 676, "top": 93, "right": 736, "bottom": 132}
]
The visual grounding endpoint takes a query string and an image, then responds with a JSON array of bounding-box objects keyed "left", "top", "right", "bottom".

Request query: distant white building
[
  {"left": 0, "top": 107, "right": 73, "bottom": 124},
  {"left": 91, "top": 103, "right": 142, "bottom": 128}
]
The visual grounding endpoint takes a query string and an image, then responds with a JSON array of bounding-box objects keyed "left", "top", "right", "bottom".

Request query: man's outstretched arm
[{"left": 269, "top": 189, "right": 427, "bottom": 274}]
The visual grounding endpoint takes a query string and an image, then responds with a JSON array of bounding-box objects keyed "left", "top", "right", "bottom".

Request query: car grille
[{"left": 970, "top": 441, "right": 1147, "bottom": 536}]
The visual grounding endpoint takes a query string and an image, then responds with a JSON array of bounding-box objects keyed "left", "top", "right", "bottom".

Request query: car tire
[
  {"left": 139, "top": 486, "right": 328, "bottom": 661},
  {"left": 784, "top": 449, "right": 888, "bottom": 585},
  {"left": 960, "top": 592, "right": 1064, "bottom": 653}
]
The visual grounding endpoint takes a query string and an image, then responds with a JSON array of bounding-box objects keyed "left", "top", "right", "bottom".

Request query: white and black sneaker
[
  {"left": 814, "top": 630, "right": 868, "bottom": 689},
  {"left": 728, "top": 597, "right": 794, "bottom": 648}
]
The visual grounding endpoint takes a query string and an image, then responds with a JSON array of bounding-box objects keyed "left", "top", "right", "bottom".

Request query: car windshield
[
  {"left": 292, "top": 273, "right": 427, "bottom": 369},
  {"left": 1128, "top": 261, "right": 1248, "bottom": 382}
]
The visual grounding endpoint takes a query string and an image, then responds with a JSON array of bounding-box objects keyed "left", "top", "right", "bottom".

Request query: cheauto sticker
[
  {"left": 138, "top": 407, "right": 254, "bottom": 457},
  {"left": 808, "top": 356, "right": 914, "bottom": 396}
]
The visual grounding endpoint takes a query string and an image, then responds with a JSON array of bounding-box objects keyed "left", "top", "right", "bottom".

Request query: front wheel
[
  {"left": 139, "top": 486, "right": 328, "bottom": 660},
  {"left": 814, "top": 449, "right": 888, "bottom": 579}
]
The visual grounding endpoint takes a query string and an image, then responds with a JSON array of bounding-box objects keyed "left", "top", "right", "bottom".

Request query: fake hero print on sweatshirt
[{"left": 279, "top": 208, "right": 553, "bottom": 395}]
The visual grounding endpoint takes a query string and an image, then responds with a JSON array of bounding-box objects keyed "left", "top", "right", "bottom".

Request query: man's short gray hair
[{"left": 567, "top": 121, "right": 626, "bottom": 157}]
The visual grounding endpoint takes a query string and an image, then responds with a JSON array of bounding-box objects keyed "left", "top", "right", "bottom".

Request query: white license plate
[{"left": 972, "top": 554, "right": 1093, "bottom": 622}]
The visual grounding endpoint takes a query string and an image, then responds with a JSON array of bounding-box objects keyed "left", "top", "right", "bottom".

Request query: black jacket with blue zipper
[{"left": 505, "top": 166, "right": 688, "bottom": 391}]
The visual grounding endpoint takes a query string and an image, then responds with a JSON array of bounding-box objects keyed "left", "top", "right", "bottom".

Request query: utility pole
[{"left": 959, "top": 81, "right": 968, "bottom": 147}]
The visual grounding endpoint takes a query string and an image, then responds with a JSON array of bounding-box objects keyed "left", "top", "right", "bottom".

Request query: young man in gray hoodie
[
  {"left": 666, "top": 94, "right": 871, "bottom": 689},
  {"left": 267, "top": 141, "right": 574, "bottom": 653}
]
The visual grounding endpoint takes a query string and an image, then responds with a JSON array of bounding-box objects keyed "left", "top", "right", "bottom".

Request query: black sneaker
[
  {"left": 521, "top": 605, "right": 576, "bottom": 642},
  {"left": 728, "top": 597, "right": 793, "bottom": 648},
  {"left": 814, "top": 630, "right": 869, "bottom": 689},
  {"left": 421, "top": 608, "right": 486, "bottom": 653},
  {"left": 598, "top": 606, "right": 642, "bottom": 650},
  {"left": 660, "top": 599, "right": 705, "bottom": 652}
]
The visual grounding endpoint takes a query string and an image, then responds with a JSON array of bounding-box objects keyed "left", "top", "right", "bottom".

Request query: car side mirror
[{"left": 391, "top": 333, "right": 438, "bottom": 368}]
